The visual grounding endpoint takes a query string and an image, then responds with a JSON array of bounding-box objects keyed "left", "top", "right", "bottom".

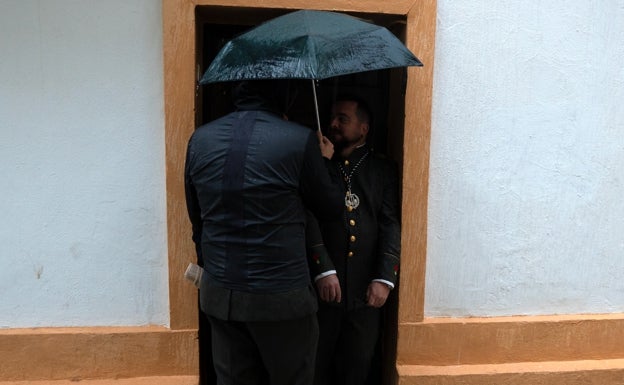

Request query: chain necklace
[{"left": 338, "top": 150, "right": 369, "bottom": 210}]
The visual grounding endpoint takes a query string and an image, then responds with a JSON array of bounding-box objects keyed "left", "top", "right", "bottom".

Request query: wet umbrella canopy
[
  {"left": 200, "top": 9, "right": 423, "bottom": 130},
  {"left": 200, "top": 9, "right": 422, "bottom": 83}
]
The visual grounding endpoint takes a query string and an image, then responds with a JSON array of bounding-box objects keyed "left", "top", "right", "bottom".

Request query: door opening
[{"left": 195, "top": 7, "right": 409, "bottom": 385}]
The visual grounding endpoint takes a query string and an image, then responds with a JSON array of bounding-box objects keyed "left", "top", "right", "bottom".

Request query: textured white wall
[
  {"left": 2, "top": 0, "right": 622, "bottom": 326},
  {"left": 425, "top": 1, "right": 624, "bottom": 316},
  {"left": 0, "top": 1, "right": 169, "bottom": 327}
]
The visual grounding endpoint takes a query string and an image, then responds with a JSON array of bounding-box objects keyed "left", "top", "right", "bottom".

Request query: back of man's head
[{"left": 232, "top": 80, "right": 291, "bottom": 114}]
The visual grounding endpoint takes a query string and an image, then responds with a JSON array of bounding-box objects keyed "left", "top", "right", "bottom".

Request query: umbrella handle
[{"left": 312, "top": 79, "right": 322, "bottom": 133}]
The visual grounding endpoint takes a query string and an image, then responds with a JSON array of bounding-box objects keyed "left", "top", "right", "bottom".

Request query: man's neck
[{"left": 338, "top": 141, "right": 367, "bottom": 158}]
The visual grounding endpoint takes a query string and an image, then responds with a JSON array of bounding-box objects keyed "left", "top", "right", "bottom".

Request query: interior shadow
[{"left": 195, "top": 7, "right": 408, "bottom": 385}]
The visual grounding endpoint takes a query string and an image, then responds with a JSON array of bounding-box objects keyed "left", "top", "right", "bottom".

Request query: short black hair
[
  {"left": 232, "top": 80, "right": 291, "bottom": 113},
  {"left": 334, "top": 94, "right": 373, "bottom": 126}
]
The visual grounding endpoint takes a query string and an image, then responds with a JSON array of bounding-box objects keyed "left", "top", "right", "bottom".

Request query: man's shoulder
[
  {"left": 369, "top": 150, "right": 397, "bottom": 166},
  {"left": 363, "top": 151, "right": 399, "bottom": 183},
  {"left": 191, "top": 110, "right": 314, "bottom": 145},
  {"left": 261, "top": 112, "right": 312, "bottom": 132},
  {"left": 191, "top": 113, "right": 234, "bottom": 136},
  {"left": 256, "top": 113, "right": 315, "bottom": 140}
]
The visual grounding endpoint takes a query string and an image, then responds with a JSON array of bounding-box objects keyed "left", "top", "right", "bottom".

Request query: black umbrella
[{"left": 200, "top": 9, "right": 423, "bottom": 131}]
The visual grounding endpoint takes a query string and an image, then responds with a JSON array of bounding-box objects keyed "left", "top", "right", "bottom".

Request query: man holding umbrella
[
  {"left": 185, "top": 80, "right": 343, "bottom": 385},
  {"left": 307, "top": 95, "right": 401, "bottom": 385}
]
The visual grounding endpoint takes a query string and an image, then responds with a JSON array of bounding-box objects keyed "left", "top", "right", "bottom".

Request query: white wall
[
  {"left": 0, "top": 0, "right": 169, "bottom": 327},
  {"left": 425, "top": 1, "right": 624, "bottom": 316},
  {"left": 2, "top": 0, "right": 623, "bottom": 326}
]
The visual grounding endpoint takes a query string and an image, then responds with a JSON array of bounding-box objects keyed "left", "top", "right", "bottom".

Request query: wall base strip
[{"left": 0, "top": 326, "right": 198, "bottom": 381}]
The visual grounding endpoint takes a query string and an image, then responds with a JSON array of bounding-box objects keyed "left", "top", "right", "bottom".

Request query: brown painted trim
[
  {"left": 396, "top": 314, "right": 624, "bottom": 366},
  {"left": 163, "top": 3, "right": 437, "bottom": 383},
  {"left": 1, "top": 376, "right": 199, "bottom": 385},
  {"left": 398, "top": 0, "right": 437, "bottom": 324},
  {"left": 193, "top": 0, "right": 416, "bottom": 14},
  {"left": 163, "top": 0, "right": 199, "bottom": 331},
  {"left": 162, "top": 0, "right": 437, "bottom": 332},
  {"left": 0, "top": 327, "right": 198, "bottom": 381},
  {"left": 397, "top": 359, "right": 624, "bottom": 385}
]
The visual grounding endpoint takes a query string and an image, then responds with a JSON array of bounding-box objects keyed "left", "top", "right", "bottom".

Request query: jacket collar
[{"left": 335, "top": 144, "right": 370, "bottom": 163}]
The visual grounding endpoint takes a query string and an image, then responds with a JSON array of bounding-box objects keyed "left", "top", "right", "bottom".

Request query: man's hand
[
  {"left": 316, "top": 274, "right": 342, "bottom": 303},
  {"left": 366, "top": 281, "right": 390, "bottom": 308},
  {"left": 317, "top": 131, "right": 334, "bottom": 159}
]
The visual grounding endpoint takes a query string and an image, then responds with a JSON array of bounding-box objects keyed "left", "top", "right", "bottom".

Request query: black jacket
[
  {"left": 185, "top": 87, "right": 343, "bottom": 321},
  {"left": 307, "top": 145, "right": 401, "bottom": 310}
]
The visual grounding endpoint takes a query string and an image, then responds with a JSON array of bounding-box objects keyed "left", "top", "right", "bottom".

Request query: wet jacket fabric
[
  {"left": 185, "top": 91, "right": 343, "bottom": 321},
  {"left": 307, "top": 145, "right": 401, "bottom": 310}
]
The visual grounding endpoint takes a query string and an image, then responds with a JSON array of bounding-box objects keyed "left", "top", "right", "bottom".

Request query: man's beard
[{"left": 330, "top": 131, "right": 364, "bottom": 152}]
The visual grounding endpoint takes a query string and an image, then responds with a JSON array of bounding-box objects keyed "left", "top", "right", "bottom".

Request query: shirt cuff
[
  {"left": 372, "top": 279, "right": 394, "bottom": 289},
  {"left": 314, "top": 270, "right": 337, "bottom": 282}
]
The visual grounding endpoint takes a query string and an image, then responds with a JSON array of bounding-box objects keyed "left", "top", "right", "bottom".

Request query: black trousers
[
  {"left": 199, "top": 310, "right": 217, "bottom": 385},
  {"left": 208, "top": 314, "right": 319, "bottom": 385},
  {"left": 313, "top": 305, "right": 381, "bottom": 385}
]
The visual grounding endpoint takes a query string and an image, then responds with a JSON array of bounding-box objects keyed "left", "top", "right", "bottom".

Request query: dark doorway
[{"left": 194, "top": 7, "right": 408, "bottom": 385}]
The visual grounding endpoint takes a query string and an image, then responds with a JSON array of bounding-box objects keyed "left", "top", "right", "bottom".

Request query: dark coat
[
  {"left": 185, "top": 85, "right": 343, "bottom": 321},
  {"left": 307, "top": 145, "right": 401, "bottom": 310}
]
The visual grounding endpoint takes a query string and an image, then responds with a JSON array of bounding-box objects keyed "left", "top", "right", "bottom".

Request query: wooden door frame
[{"left": 162, "top": 0, "right": 437, "bottom": 365}]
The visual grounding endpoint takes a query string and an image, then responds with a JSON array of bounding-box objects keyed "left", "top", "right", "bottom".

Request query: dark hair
[
  {"left": 231, "top": 80, "right": 291, "bottom": 113},
  {"left": 334, "top": 94, "right": 373, "bottom": 126}
]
